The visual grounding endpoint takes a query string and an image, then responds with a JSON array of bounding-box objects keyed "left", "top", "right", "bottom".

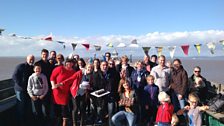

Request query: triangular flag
[
  {"left": 57, "top": 41, "right": 66, "bottom": 49},
  {"left": 71, "top": 43, "right": 77, "bottom": 51},
  {"left": 194, "top": 44, "right": 202, "bottom": 55},
  {"left": 117, "top": 43, "right": 126, "bottom": 48},
  {"left": 207, "top": 42, "right": 216, "bottom": 54},
  {"left": 131, "top": 39, "right": 137, "bottom": 44},
  {"left": 106, "top": 42, "right": 113, "bottom": 48},
  {"left": 142, "top": 47, "right": 151, "bottom": 56},
  {"left": 155, "top": 47, "right": 163, "bottom": 56},
  {"left": 82, "top": 43, "right": 90, "bottom": 50},
  {"left": 220, "top": 40, "right": 224, "bottom": 50},
  {"left": 168, "top": 46, "right": 176, "bottom": 59},
  {"left": 181, "top": 45, "right": 190, "bottom": 56},
  {"left": 42, "top": 33, "right": 53, "bottom": 41},
  {"left": 94, "top": 45, "right": 101, "bottom": 51}
]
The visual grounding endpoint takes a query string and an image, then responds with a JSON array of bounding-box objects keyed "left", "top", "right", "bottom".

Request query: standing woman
[
  {"left": 50, "top": 59, "right": 82, "bottom": 126},
  {"left": 93, "top": 58, "right": 100, "bottom": 72},
  {"left": 112, "top": 79, "right": 137, "bottom": 126}
]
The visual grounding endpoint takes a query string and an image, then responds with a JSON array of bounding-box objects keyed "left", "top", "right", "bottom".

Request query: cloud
[{"left": 0, "top": 30, "right": 224, "bottom": 57}]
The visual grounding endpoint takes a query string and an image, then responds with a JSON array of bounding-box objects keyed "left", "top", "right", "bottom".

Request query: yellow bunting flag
[
  {"left": 155, "top": 47, "right": 163, "bottom": 56},
  {"left": 194, "top": 44, "right": 202, "bottom": 55}
]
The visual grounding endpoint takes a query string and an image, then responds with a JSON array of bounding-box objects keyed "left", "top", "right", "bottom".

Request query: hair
[
  {"left": 41, "top": 48, "right": 49, "bottom": 54},
  {"left": 100, "top": 60, "right": 108, "bottom": 65},
  {"left": 50, "top": 50, "right": 56, "bottom": 54},
  {"left": 194, "top": 66, "right": 201, "bottom": 71},
  {"left": 34, "top": 62, "right": 41, "bottom": 68},
  {"left": 146, "top": 75, "right": 155, "bottom": 81},
  {"left": 151, "top": 54, "right": 157, "bottom": 59},
  {"left": 121, "top": 55, "right": 129, "bottom": 62},
  {"left": 65, "top": 59, "right": 74, "bottom": 64},
  {"left": 105, "top": 52, "right": 111, "bottom": 57},
  {"left": 56, "top": 54, "right": 64, "bottom": 61},
  {"left": 173, "top": 58, "right": 182, "bottom": 64},
  {"left": 188, "top": 92, "right": 200, "bottom": 102},
  {"left": 158, "top": 91, "right": 171, "bottom": 103},
  {"left": 93, "top": 58, "right": 100, "bottom": 70},
  {"left": 158, "top": 55, "right": 166, "bottom": 60},
  {"left": 118, "top": 78, "right": 131, "bottom": 93},
  {"left": 78, "top": 58, "right": 86, "bottom": 68}
]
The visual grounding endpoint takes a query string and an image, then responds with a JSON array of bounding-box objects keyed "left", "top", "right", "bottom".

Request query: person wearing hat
[{"left": 156, "top": 91, "right": 174, "bottom": 126}]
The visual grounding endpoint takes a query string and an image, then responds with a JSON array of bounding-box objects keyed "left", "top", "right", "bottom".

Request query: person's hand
[
  {"left": 39, "top": 95, "right": 45, "bottom": 100},
  {"left": 184, "top": 105, "right": 190, "bottom": 110},
  {"left": 31, "top": 96, "right": 38, "bottom": 101}
]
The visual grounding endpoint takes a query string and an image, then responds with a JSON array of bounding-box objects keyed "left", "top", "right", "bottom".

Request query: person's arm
[
  {"left": 50, "top": 67, "right": 61, "bottom": 89},
  {"left": 27, "top": 76, "right": 37, "bottom": 101},
  {"left": 179, "top": 70, "right": 188, "bottom": 99},
  {"left": 198, "top": 105, "right": 209, "bottom": 111},
  {"left": 12, "top": 64, "right": 23, "bottom": 88},
  {"left": 176, "top": 105, "right": 190, "bottom": 115}
]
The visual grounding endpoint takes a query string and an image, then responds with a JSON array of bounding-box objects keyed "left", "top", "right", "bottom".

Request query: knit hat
[{"left": 158, "top": 91, "right": 170, "bottom": 102}]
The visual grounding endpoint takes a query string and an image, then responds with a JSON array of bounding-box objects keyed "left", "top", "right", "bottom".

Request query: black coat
[{"left": 12, "top": 62, "right": 34, "bottom": 91}]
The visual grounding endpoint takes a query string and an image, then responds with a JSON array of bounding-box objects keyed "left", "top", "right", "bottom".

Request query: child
[
  {"left": 144, "top": 75, "right": 159, "bottom": 125},
  {"left": 27, "top": 63, "right": 48, "bottom": 125},
  {"left": 177, "top": 93, "right": 209, "bottom": 126},
  {"left": 156, "top": 91, "right": 174, "bottom": 126}
]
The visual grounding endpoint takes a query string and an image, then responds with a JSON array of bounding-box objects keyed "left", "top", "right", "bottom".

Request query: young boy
[
  {"left": 27, "top": 63, "right": 48, "bottom": 124},
  {"left": 177, "top": 93, "right": 209, "bottom": 126},
  {"left": 156, "top": 91, "right": 174, "bottom": 126},
  {"left": 144, "top": 75, "right": 159, "bottom": 125}
]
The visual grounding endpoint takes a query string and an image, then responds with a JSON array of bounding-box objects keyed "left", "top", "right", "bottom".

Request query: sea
[{"left": 0, "top": 56, "right": 224, "bottom": 84}]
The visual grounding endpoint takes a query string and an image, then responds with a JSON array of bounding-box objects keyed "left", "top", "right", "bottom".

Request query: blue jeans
[
  {"left": 158, "top": 122, "right": 171, "bottom": 126},
  {"left": 112, "top": 111, "right": 136, "bottom": 126},
  {"left": 171, "top": 91, "right": 185, "bottom": 112},
  {"left": 15, "top": 91, "right": 33, "bottom": 125},
  {"left": 108, "top": 102, "right": 116, "bottom": 126}
]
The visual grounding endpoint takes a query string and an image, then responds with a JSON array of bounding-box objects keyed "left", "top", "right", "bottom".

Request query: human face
[
  {"left": 86, "top": 65, "right": 93, "bottom": 74},
  {"left": 34, "top": 66, "right": 41, "bottom": 75},
  {"left": 78, "top": 61, "right": 83, "bottom": 68},
  {"left": 27, "top": 55, "right": 35, "bottom": 65},
  {"left": 194, "top": 68, "right": 201, "bottom": 77},
  {"left": 147, "top": 77, "right": 154, "bottom": 85},
  {"left": 136, "top": 62, "right": 143, "bottom": 70},
  {"left": 50, "top": 52, "right": 56, "bottom": 59},
  {"left": 173, "top": 61, "right": 181, "bottom": 70},
  {"left": 41, "top": 52, "right": 48, "bottom": 61},
  {"left": 100, "top": 62, "right": 108, "bottom": 73},
  {"left": 158, "top": 57, "right": 165, "bottom": 67},
  {"left": 122, "top": 82, "right": 130, "bottom": 90},
  {"left": 189, "top": 98, "right": 198, "bottom": 109},
  {"left": 94, "top": 60, "right": 99, "bottom": 67},
  {"left": 151, "top": 57, "right": 157, "bottom": 63},
  {"left": 108, "top": 61, "right": 115, "bottom": 68},
  {"left": 56, "top": 56, "right": 63, "bottom": 64},
  {"left": 105, "top": 54, "right": 110, "bottom": 61},
  {"left": 65, "top": 62, "right": 74, "bottom": 70}
]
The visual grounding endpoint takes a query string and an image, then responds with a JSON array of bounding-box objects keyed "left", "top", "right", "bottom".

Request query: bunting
[
  {"left": 155, "top": 47, "right": 163, "bottom": 56},
  {"left": 168, "top": 46, "right": 176, "bottom": 59},
  {"left": 207, "top": 42, "right": 216, "bottom": 54},
  {"left": 57, "top": 41, "right": 66, "bottom": 49},
  {"left": 142, "top": 47, "right": 151, "bottom": 56},
  {"left": 181, "top": 45, "right": 190, "bottom": 56},
  {"left": 117, "top": 43, "right": 126, "bottom": 48},
  {"left": 220, "top": 40, "right": 224, "bottom": 50},
  {"left": 106, "top": 42, "right": 113, "bottom": 48},
  {"left": 82, "top": 44, "right": 90, "bottom": 50},
  {"left": 194, "top": 44, "right": 202, "bottom": 55},
  {"left": 71, "top": 43, "right": 77, "bottom": 51},
  {"left": 42, "top": 33, "right": 53, "bottom": 41},
  {"left": 94, "top": 45, "right": 101, "bottom": 51}
]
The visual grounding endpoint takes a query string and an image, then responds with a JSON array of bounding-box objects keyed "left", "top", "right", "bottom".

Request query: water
[{"left": 0, "top": 56, "right": 223, "bottom": 84}]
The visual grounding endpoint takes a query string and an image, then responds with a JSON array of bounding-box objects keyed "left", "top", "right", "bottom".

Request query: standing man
[
  {"left": 12, "top": 54, "right": 35, "bottom": 126},
  {"left": 35, "top": 49, "right": 54, "bottom": 120},
  {"left": 150, "top": 55, "right": 171, "bottom": 92}
]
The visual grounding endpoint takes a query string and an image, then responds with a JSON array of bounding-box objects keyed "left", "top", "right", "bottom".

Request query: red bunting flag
[
  {"left": 42, "top": 33, "right": 53, "bottom": 41},
  {"left": 82, "top": 44, "right": 90, "bottom": 50},
  {"left": 181, "top": 45, "right": 190, "bottom": 56}
]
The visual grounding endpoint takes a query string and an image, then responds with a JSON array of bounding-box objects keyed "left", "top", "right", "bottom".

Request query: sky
[{"left": 0, "top": 0, "right": 224, "bottom": 57}]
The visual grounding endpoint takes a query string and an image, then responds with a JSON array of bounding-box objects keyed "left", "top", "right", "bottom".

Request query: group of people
[{"left": 12, "top": 49, "right": 210, "bottom": 126}]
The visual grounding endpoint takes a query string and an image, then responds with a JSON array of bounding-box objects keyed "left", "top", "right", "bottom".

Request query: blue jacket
[
  {"left": 144, "top": 84, "right": 159, "bottom": 107},
  {"left": 12, "top": 62, "right": 34, "bottom": 92}
]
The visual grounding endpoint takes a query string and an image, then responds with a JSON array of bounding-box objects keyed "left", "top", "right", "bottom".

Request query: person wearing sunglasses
[{"left": 188, "top": 66, "right": 208, "bottom": 105}]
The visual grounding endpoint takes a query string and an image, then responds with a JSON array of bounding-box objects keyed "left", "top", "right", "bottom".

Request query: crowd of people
[{"left": 12, "top": 49, "right": 211, "bottom": 126}]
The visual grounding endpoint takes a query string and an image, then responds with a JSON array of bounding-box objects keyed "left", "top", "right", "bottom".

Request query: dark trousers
[
  {"left": 15, "top": 91, "right": 33, "bottom": 126},
  {"left": 72, "top": 95, "right": 87, "bottom": 125}
]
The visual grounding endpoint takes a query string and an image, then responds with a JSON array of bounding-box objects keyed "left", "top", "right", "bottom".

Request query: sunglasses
[{"left": 194, "top": 71, "right": 200, "bottom": 73}]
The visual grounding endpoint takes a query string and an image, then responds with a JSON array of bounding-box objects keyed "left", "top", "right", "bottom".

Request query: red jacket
[
  {"left": 156, "top": 102, "right": 174, "bottom": 123},
  {"left": 50, "top": 66, "right": 76, "bottom": 105}
]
